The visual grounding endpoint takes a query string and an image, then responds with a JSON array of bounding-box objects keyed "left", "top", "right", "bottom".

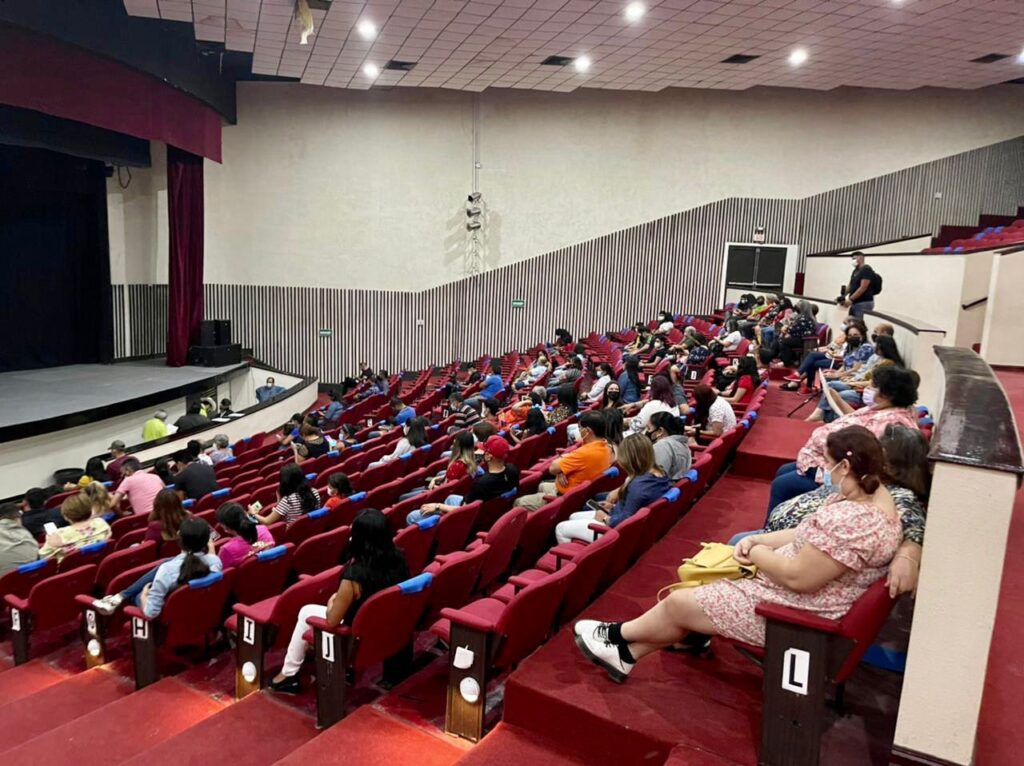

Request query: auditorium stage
[{"left": 0, "top": 359, "right": 246, "bottom": 439}]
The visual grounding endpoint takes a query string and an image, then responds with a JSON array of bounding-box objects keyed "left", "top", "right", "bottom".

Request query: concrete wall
[{"left": 981, "top": 252, "right": 1024, "bottom": 366}]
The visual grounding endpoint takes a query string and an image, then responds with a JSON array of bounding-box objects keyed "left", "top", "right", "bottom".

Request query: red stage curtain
[{"left": 166, "top": 146, "right": 205, "bottom": 367}]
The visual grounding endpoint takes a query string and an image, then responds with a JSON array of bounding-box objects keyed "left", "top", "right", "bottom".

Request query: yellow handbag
[{"left": 657, "top": 542, "right": 758, "bottom": 599}]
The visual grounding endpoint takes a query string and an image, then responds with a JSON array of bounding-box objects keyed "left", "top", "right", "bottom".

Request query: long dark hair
[
  {"left": 648, "top": 375, "right": 675, "bottom": 407},
  {"left": 873, "top": 335, "right": 904, "bottom": 367},
  {"left": 215, "top": 501, "right": 259, "bottom": 544},
  {"left": 279, "top": 463, "right": 318, "bottom": 513},
  {"left": 348, "top": 508, "right": 407, "bottom": 580},
  {"left": 623, "top": 355, "right": 642, "bottom": 391},
  {"left": 649, "top": 410, "right": 685, "bottom": 436},
  {"left": 405, "top": 417, "right": 429, "bottom": 448},
  {"left": 734, "top": 355, "right": 759, "bottom": 383},
  {"left": 177, "top": 517, "right": 213, "bottom": 585},
  {"left": 603, "top": 408, "right": 624, "bottom": 446},
  {"left": 150, "top": 489, "right": 189, "bottom": 541},
  {"left": 523, "top": 407, "right": 548, "bottom": 436},
  {"left": 692, "top": 384, "right": 717, "bottom": 428},
  {"left": 556, "top": 383, "right": 579, "bottom": 413},
  {"left": 879, "top": 424, "right": 931, "bottom": 499},
  {"left": 85, "top": 457, "right": 110, "bottom": 482}
]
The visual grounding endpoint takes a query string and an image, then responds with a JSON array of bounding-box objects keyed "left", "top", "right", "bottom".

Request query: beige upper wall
[{"left": 119, "top": 83, "right": 1024, "bottom": 290}]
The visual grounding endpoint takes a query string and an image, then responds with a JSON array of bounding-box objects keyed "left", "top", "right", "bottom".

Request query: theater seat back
[
  {"left": 601, "top": 507, "right": 651, "bottom": 587},
  {"left": 492, "top": 563, "right": 575, "bottom": 669},
  {"left": 835, "top": 578, "right": 899, "bottom": 682},
  {"left": 159, "top": 569, "right": 235, "bottom": 649},
  {"left": 422, "top": 545, "right": 489, "bottom": 626},
  {"left": 433, "top": 500, "right": 481, "bottom": 555},
  {"left": 349, "top": 573, "right": 433, "bottom": 669},
  {"left": 476, "top": 507, "right": 528, "bottom": 591},
  {"left": 559, "top": 528, "right": 619, "bottom": 621},
  {"left": 270, "top": 566, "right": 344, "bottom": 651},
  {"left": 232, "top": 544, "right": 295, "bottom": 605},
  {"left": 292, "top": 525, "right": 350, "bottom": 577}
]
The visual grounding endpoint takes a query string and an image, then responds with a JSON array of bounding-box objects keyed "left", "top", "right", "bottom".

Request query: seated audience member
[
  {"left": 780, "top": 319, "right": 851, "bottom": 391},
  {"left": 378, "top": 417, "right": 428, "bottom": 464},
  {"left": 555, "top": 434, "right": 671, "bottom": 544},
  {"left": 278, "top": 413, "right": 305, "bottom": 447},
  {"left": 142, "top": 410, "right": 169, "bottom": 442},
  {"left": 433, "top": 431, "right": 477, "bottom": 488},
  {"left": 206, "top": 434, "right": 234, "bottom": 464},
  {"left": 111, "top": 458, "right": 165, "bottom": 517},
  {"left": 20, "top": 488, "right": 67, "bottom": 539},
  {"left": 93, "top": 517, "right": 221, "bottom": 617},
  {"left": 39, "top": 494, "right": 112, "bottom": 562},
  {"left": 269, "top": 508, "right": 409, "bottom": 693},
  {"left": 617, "top": 356, "right": 643, "bottom": 405},
  {"left": 171, "top": 450, "right": 220, "bottom": 501},
  {"left": 255, "top": 463, "right": 321, "bottom": 525},
  {"left": 547, "top": 357, "right": 584, "bottom": 396},
  {"left": 806, "top": 335, "right": 904, "bottom": 422},
  {"left": 717, "top": 355, "right": 760, "bottom": 405},
  {"left": 200, "top": 397, "right": 217, "bottom": 418},
  {"left": 105, "top": 441, "right": 130, "bottom": 486},
  {"left": 625, "top": 323, "right": 654, "bottom": 355},
  {"left": 510, "top": 406, "right": 548, "bottom": 444},
  {"left": 472, "top": 420, "right": 497, "bottom": 445},
  {"left": 584, "top": 362, "right": 615, "bottom": 404},
  {"left": 513, "top": 351, "right": 552, "bottom": 389},
  {"left": 188, "top": 439, "right": 215, "bottom": 466},
  {"left": 216, "top": 502, "right": 276, "bottom": 568},
  {"left": 83, "top": 482, "right": 113, "bottom": 519},
  {"left": 292, "top": 423, "right": 330, "bottom": 461},
  {"left": 687, "top": 384, "right": 736, "bottom": 444},
  {"left": 144, "top": 489, "right": 190, "bottom": 548},
  {"left": 407, "top": 436, "right": 519, "bottom": 524},
  {"left": 515, "top": 412, "right": 613, "bottom": 510},
  {"left": 548, "top": 384, "right": 580, "bottom": 425},
  {"left": 600, "top": 382, "right": 623, "bottom": 409},
  {"left": 574, "top": 426, "right": 901, "bottom": 681},
  {"left": 324, "top": 472, "right": 354, "bottom": 512},
  {"left": 718, "top": 319, "right": 743, "bottom": 352},
  {"left": 320, "top": 390, "right": 345, "bottom": 428},
  {"left": 640, "top": 336, "right": 670, "bottom": 371},
  {"left": 603, "top": 408, "right": 625, "bottom": 450},
  {"left": 0, "top": 502, "right": 39, "bottom": 575},
  {"left": 656, "top": 310, "right": 676, "bottom": 334},
  {"left": 627, "top": 375, "right": 680, "bottom": 434},
  {"left": 768, "top": 366, "right": 920, "bottom": 512},
  {"left": 256, "top": 376, "right": 287, "bottom": 403},
  {"left": 174, "top": 402, "right": 210, "bottom": 432},
  {"left": 63, "top": 457, "right": 111, "bottom": 491},
  {"left": 389, "top": 397, "right": 417, "bottom": 428},
  {"left": 448, "top": 391, "right": 482, "bottom": 431},
  {"left": 466, "top": 360, "right": 505, "bottom": 409},
  {"left": 218, "top": 398, "right": 234, "bottom": 417},
  {"left": 645, "top": 411, "right": 692, "bottom": 480},
  {"left": 775, "top": 300, "right": 818, "bottom": 367}
]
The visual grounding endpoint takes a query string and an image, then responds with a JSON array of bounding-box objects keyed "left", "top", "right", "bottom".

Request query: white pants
[
  {"left": 554, "top": 510, "right": 607, "bottom": 545},
  {"left": 281, "top": 603, "right": 327, "bottom": 677}
]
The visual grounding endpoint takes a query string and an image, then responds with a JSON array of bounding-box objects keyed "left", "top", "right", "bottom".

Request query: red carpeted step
[
  {"left": 732, "top": 415, "right": 817, "bottom": 480},
  {"left": 120, "top": 693, "right": 317, "bottom": 766},
  {"left": 0, "top": 659, "right": 66, "bottom": 704},
  {"left": 454, "top": 723, "right": 591, "bottom": 765},
  {"left": 273, "top": 706, "right": 467, "bottom": 766},
  {"left": 0, "top": 667, "right": 133, "bottom": 754},
  {"left": 1, "top": 677, "right": 224, "bottom": 764}
]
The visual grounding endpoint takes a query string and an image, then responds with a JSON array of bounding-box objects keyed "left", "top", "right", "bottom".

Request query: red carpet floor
[
  {"left": 0, "top": 658, "right": 66, "bottom": 703},
  {"left": 275, "top": 706, "right": 468, "bottom": 766},
  {"left": 454, "top": 723, "right": 592, "bottom": 765},
  {"left": 120, "top": 692, "right": 318, "bottom": 766},
  {"left": 732, "top": 415, "right": 816, "bottom": 481},
  {"left": 0, "top": 667, "right": 133, "bottom": 754},
  {"left": 975, "top": 368, "right": 1024, "bottom": 765},
  {"left": 0, "top": 677, "right": 225, "bottom": 764}
]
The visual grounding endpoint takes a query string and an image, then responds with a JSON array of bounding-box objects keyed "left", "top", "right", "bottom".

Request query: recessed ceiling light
[
  {"left": 788, "top": 48, "right": 808, "bottom": 67},
  {"left": 574, "top": 55, "right": 591, "bottom": 73},
  {"left": 363, "top": 62, "right": 380, "bottom": 78},
  {"left": 624, "top": 2, "right": 645, "bottom": 22},
  {"left": 1018, "top": 48, "right": 1024, "bottom": 64},
  {"left": 357, "top": 20, "right": 377, "bottom": 40}
]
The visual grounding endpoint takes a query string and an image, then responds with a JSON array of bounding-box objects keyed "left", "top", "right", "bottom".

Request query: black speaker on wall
[
  {"left": 198, "top": 319, "right": 232, "bottom": 346},
  {"left": 188, "top": 344, "right": 242, "bottom": 367}
]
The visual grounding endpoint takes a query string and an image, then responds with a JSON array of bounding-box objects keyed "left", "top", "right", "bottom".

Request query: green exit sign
[
  {"left": 511, "top": 299, "right": 525, "bottom": 309},
  {"left": 318, "top": 328, "right": 333, "bottom": 338}
]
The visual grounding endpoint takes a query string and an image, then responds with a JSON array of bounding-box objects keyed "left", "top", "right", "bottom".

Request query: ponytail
[
  {"left": 177, "top": 550, "right": 212, "bottom": 585},
  {"left": 175, "top": 517, "right": 212, "bottom": 585}
]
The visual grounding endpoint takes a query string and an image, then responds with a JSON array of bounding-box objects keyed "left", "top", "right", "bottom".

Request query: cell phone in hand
[
  {"left": 586, "top": 499, "right": 604, "bottom": 513},
  {"left": 209, "top": 528, "right": 221, "bottom": 542},
  {"left": 43, "top": 522, "right": 59, "bottom": 536}
]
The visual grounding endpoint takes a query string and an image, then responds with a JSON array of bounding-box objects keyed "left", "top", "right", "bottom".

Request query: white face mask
[
  {"left": 862, "top": 387, "right": 876, "bottom": 407},
  {"left": 850, "top": 258, "right": 858, "bottom": 267}
]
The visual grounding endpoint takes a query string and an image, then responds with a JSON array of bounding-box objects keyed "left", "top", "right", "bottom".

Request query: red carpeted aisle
[
  {"left": 732, "top": 416, "right": 816, "bottom": 480},
  {"left": 0, "top": 677, "right": 224, "bottom": 764},
  {"left": 0, "top": 667, "right": 133, "bottom": 754},
  {"left": 975, "top": 369, "right": 1024, "bottom": 765},
  {"left": 120, "top": 693, "right": 318, "bottom": 766},
  {"left": 0, "top": 659, "right": 66, "bottom": 703},
  {"left": 274, "top": 706, "right": 467, "bottom": 766},
  {"left": 454, "top": 723, "right": 592, "bottom": 765}
]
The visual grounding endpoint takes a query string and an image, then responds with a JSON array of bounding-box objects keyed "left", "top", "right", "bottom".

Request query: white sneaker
[
  {"left": 91, "top": 593, "right": 124, "bottom": 616},
  {"left": 573, "top": 620, "right": 634, "bottom": 683}
]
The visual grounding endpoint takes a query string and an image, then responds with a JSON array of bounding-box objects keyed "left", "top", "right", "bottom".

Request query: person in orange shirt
[{"left": 514, "top": 411, "right": 614, "bottom": 511}]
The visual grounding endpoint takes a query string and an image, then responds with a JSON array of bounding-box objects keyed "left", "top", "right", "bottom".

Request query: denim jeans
[
  {"left": 727, "top": 529, "right": 762, "bottom": 545},
  {"left": 849, "top": 300, "right": 874, "bottom": 319},
  {"left": 767, "top": 462, "right": 818, "bottom": 520},
  {"left": 120, "top": 566, "right": 159, "bottom": 605}
]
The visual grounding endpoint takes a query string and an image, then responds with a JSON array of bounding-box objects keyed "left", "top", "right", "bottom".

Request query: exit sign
[
  {"left": 318, "top": 328, "right": 333, "bottom": 338},
  {"left": 511, "top": 299, "right": 525, "bottom": 309}
]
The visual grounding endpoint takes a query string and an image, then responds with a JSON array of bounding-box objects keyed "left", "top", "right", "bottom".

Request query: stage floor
[{"left": 0, "top": 360, "right": 245, "bottom": 431}]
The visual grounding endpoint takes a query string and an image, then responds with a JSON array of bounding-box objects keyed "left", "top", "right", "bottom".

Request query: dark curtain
[
  {"left": 0, "top": 144, "right": 112, "bottom": 371},
  {"left": 166, "top": 145, "right": 204, "bottom": 367}
]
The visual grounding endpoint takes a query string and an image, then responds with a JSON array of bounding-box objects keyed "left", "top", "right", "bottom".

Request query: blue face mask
[{"left": 823, "top": 463, "right": 844, "bottom": 492}]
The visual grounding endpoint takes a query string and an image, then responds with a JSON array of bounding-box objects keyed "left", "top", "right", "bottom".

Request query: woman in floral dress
[{"left": 573, "top": 425, "right": 902, "bottom": 683}]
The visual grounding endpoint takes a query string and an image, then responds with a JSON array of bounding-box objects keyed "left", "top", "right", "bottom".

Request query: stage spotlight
[
  {"left": 467, "top": 220, "right": 482, "bottom": 230},
  {"left": 468, "top": 191, "right": 482, "bottom": 203},
  {"left": 467, "top": 205, "right": 482, "bottom": 217}
]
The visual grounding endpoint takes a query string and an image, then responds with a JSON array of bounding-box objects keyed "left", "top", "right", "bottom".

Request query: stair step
[
  {"left": 0, "top": 677, "right": 225, "bottom": 765},
  {"left": 0, "top": 659, "right": 66, "bottom": 704},
  {"left": 0, "top": 667, "right": 132, "bottom": 754},
  {"left": 120, "top": 693, "right": 317, "bottom": 766}
]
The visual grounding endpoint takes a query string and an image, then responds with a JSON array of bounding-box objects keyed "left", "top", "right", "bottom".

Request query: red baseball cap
[{"left": 482, "top": 435, "right": 510, "bottom": 460}]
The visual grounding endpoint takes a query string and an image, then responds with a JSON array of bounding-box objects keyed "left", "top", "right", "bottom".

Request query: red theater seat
[
  {"left": 292, "top": 525, "right": 350, "bottom": 577},
  {"left": 6, "top": 564, "right": 98, "bottom": 664},
  {"left": 467, "top": 507, "right": 527, "bottom": 593},
  {"left": 420, "top": 545, "right": 490, "bottom": 627},
  {"left": 230, "top": 543, "right": 295, "bottom": 606},
  {"left": 394, "top": 516, "right": 440, "bottom": 574}
]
